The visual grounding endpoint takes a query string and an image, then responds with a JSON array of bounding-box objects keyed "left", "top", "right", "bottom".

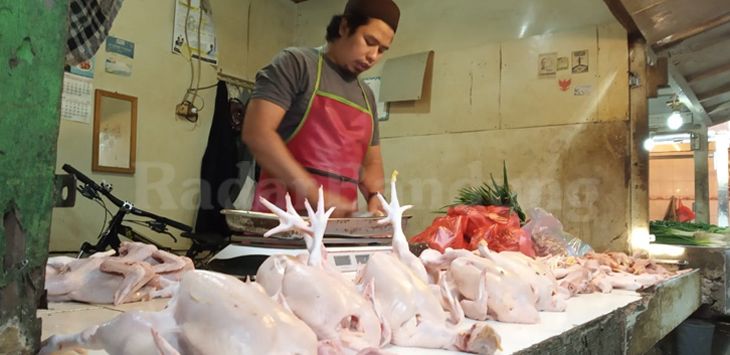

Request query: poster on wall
[
  {"left": 105, "top": 36, "right": 134, "bottom": 77},
  {"left": 572, "top": 50, "right": 589, "bottom": 74},
  {"left": 363, "top": 77, "right": 389, "bottom": 121},
  {"left": 574, "top": 84, "right": 592, "bottom": 96},
  {"left": 67, "top": 56, "right": 95, "bottom": 78},
  {"left": 172, "top": 0, "right": 218, "bottom": 64},
  {"left": 538, "top": 52, "right": 557, "bottom": 77},
  {"left": 61, "top": 72, "right": 93, "bottom": 124},
  {"left": 556, "top": 56, "right": 569, "bottom": 71}
]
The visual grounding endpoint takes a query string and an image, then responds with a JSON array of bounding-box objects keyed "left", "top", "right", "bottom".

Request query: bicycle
[{"left": 62, "top": 164, "right": 193, "bottom": 257}]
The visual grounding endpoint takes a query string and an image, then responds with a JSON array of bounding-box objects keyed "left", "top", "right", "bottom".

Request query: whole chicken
[
  {"left": 355, "top": 172, "right": 501, "bottom": 354},
  {"left": 421, "top": 246, "right": 541, "bottom": 324},
  {"left": 46, "top": 251, "right": 156, "bottom": 305},
  {"left": 476, "top": 243, "right": 567, "bottom": 312},
  {"left": 39, "top": 270, "right": 319, "bottom": 355},
  {"left": 45, "top": 242, "right": 194, "bottom": 304},
  {"left": 256, "top": 189, "right": 386, "bottom": 353}
]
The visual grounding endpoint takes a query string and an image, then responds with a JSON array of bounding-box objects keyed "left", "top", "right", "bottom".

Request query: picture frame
[{"left": 92, "top": 89, "right": 137, "bottom": 174}]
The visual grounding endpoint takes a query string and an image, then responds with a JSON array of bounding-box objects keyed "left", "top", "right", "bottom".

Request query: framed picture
[
  {"left": 557, "top": 56, "right": 569, "bottom": 71},
  {"left": 572, "top": 50, "right": 589, "bottom": 74},
  {"left": 538, "top": 52, "right": 557, "bottom": 77},
  {"left": 92, "top": 90, "right": 137, "bottom": 174}
]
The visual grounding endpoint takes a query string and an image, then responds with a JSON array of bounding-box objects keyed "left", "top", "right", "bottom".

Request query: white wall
[
  {"left": 51, "top": 0, "right": 633, "bottom": 252},
  {"left": 51, "top": 0, "right": 296, "bottom": 251},
  {"left": 295, "top": 0, "right": 631, "bottom": 251}
]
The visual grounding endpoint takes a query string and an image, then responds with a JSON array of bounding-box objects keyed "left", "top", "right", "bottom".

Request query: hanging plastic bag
[
  {"left": 675, "top": 199, "right": 696, "bottom": 223},
  {"left": 521, "top": 207, "right": 593, "bottom": 257},
  {"left": 232, "top": 160, "right": 257, "bottom": 210}
]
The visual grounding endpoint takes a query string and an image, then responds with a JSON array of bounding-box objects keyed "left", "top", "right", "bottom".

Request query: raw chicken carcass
[
  {"left": 45, "top": 253, "right": 157, "bottom": 305},
  {"left": 118, "top": 242, "right": 195, "bottom": 281},
  {"left": 476, "top": 243, "right": 567, "bottom": 312},
  {"left": 39, "top": 270, "right": 319, "bottom": 355},
  {"left": 45, "top": 242, "right": 194, "bottom": 305},
  {"left": 547, "top": 252, "right": 683, "bottom": 295},
  {"left": 421, "top": 244, "right": 541, "bottom": 324},
  {"left": 355, "top": 173, "right": 501, "bottom": 354},
  {"left": 256, "top": 189, "right": 387, "bottom": 353}
]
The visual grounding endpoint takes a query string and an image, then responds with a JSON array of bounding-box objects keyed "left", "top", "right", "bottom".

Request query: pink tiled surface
[{"left": 649, "top": 157, "right": 723, "bottom": 223}]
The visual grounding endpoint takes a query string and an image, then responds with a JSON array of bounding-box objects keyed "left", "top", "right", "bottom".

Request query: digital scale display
[
  {"left": 327, "top": 252, "right": 380, "bottom": 273},
  {"left": 211, "top": 244, "right": 391, "bottom": 276},
  {"left": 334, "top": 255, "right": 351, "bottom": 266},
  {"left": 332, "top": 254, "right": 371, "bottom": 267}
]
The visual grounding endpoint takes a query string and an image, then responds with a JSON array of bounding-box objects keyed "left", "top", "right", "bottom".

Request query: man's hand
[
  {"left": 367, "top": 194, "right": 385, "bottom": 216},
  {"left": 317, "top": 189, "right": 356, "bottom": 218}
]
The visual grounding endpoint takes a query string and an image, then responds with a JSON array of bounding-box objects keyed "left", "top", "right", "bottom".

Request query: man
[{"left": 242, "top": 0, "right": 400, "bottom": 217}]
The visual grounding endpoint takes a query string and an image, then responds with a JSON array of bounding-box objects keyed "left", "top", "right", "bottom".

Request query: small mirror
[{"left": 92, "top": 90, "right": 137, "bottom": 174}]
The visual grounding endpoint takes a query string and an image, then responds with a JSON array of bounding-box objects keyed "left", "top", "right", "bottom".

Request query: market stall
[
  {"left": 39, "top": 174, "right": 700, "bottom": 354},
  {"left": 39, "top": 270, "right": 699, "bottom": 354}
]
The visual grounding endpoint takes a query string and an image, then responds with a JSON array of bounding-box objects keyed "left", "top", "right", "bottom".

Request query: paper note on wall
[
  {"left": 61, "top": 72, "right": 93, "bottom": 124},
  {"left": 363, "top": 77, "right": 389, "bottom": 121},
  {"left": 69, "top": 56, "right": 95, "bottom": 78},
  {"left": 172, "top": 0, "right": 217, "bottom": 64},
  {"left": 104, "top": 36, "right": 134, "bottom": 77}
]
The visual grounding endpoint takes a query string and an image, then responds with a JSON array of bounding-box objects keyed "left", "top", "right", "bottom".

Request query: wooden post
[
  {"left": 0, "top": 1, "right": 68, "bottom": 354},
  {"left": 693, "top": 124, "right": 711, "bottom": 223},
  {"left": 629, "top": 38, "right": 650, "bottom": 251}
]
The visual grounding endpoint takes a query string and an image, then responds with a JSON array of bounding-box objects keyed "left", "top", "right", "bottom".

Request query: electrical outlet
[{"left": 175, "top": 101, "right": 198, "bottom": 121}]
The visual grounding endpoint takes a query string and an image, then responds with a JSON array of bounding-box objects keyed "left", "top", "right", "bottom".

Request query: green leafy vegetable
[
  {"left": 650, "top": 220, "right": 730, "bottom": 247},
  {"left": 450, "top": 162, "right": 526, "bottom": 222}
]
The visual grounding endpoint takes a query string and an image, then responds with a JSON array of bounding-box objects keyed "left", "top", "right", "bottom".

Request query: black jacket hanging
[{"left": 194, "top": 81, "right": 238, "bottom": 236}]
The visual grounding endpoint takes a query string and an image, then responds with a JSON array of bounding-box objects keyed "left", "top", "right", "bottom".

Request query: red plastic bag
[
  {"left": 447, "top": 205, "right": 509, "bottom": 237},
  {"left": 450, "top": 205, "right": 535, "bottom": 256},
  {"left": 676, "top": 199, "right": 695, "bottom": 222},
  {"left": 468, "top": 215, "right": 536, "bottom": 257},
  {"left": 411, "top": 215, "right": 468, "bottom": 252}
]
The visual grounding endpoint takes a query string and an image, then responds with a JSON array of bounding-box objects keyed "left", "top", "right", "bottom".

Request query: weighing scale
[{"left": 206, "top": 209, "right": 410, "bottom": 278}]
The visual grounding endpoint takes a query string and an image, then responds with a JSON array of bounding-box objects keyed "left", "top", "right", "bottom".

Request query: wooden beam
[
  {"left": 655, "top": 12, "right": 730, "bottom": 49},
  {"left": 708, "top": 101, "right": 730, "bottom": 115},
  {"left": 602, "top": 0, "right": 642, "bottom": 40},
  {"left": 647, "top": 57, "right": 669, "bottom": 98},
  {"left": 712, "top": 114, "right": 730, "bottom": 124},
  {"left": 698, "top": 82, "right": 730, "bottom": 102},
  {"left": 628, "top": 38, "right": 649, "bottom": 252},
  {"left": 664, "top": 57, "right": 713, "bottom": 124},
  {"left": 658, "top": 27, "right": 730, "bottom": 59},
  {"left": 686, "top": 61, "right": 730, "bottom": 84}
]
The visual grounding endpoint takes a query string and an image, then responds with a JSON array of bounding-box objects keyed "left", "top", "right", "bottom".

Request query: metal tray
[{"left": 221, "top": 209, "right": 410, "bottom": 238}]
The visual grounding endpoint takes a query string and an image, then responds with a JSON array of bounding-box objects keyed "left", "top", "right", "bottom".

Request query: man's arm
[
  {"left": 242, "top": 99, "right": 356, "bottom": 216},
  {"left": 359, "top": 145, "right": 385, "bottom": 214},
  {"left": 242, "top": 99, "right": 315, "bottom": 198}
]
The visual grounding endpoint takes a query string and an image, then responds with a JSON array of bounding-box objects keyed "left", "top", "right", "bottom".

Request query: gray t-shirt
[{"left": 252, "top": 47, "right": 380, "bottom": 146}]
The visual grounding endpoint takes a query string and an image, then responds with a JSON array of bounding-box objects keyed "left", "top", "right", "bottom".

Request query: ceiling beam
[
  {"left": 666, "top": 58, "right": 713, "bottom": 125},
  {"left": 659, "top": 28, "right": 730, "bottom": 60},
  {"left": 687, "top": 61, "right": 730, "bottom": 85},
  {"left": 602, "top": 0, "right": 642, "bottom": 39},
  {"left": 699, "top": 82, "right": 730, "bottom": 103},
  {"left": 654, "top": 12, "right": 730, "bottom": 49},
  {"left": 708, "top": 101, "right": 730, "bottom": 115}
]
